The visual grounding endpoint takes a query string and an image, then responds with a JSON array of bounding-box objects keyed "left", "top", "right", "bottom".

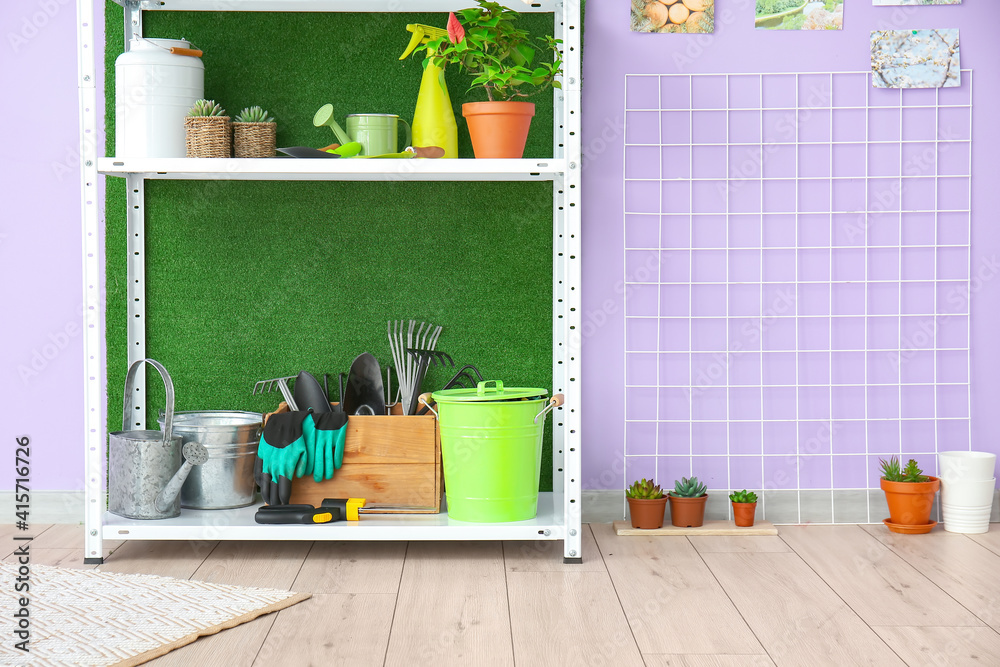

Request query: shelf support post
[
  {"left": 555, "top": 0, "right": 583, "bottom": 563},
  {"left": 78, "top": 0, "right": 104, "bottom": 564},
  {"left": 126, "top": 175, "right": 147, "bottom": 429}
]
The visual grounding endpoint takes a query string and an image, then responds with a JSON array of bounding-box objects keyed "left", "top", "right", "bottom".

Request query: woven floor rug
[{"left": 0, "top": 562, "right": 310, "bottom": 666}]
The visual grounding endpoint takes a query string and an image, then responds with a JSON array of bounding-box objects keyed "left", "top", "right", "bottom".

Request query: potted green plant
[
  {"left": 879, "top": 456, "right": 940, "bottom": 534},
  {"left": 625, "top": 478, "right": 667, "bottom": 529},
  {"left": 184, "top": 99, "right": 230, "bottom": 158},
  {"left": 729, "top": 489, "right": 758, "bottom": 527},
  {"left": 424, "top": 1, "right": 563, "bottom": 158},
  {"left": 668, "top": 476, "right": 708, "bottom": 527},
  {"left": 233, "top": 106, "right": 276, "bottom": 158}
]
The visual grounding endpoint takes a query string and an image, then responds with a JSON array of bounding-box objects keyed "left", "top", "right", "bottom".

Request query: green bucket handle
[
  {"left": 534, "top": 394, "right": 565, "bottom": 424},
  {"left": 477, "top": 380, "right": 504, "bottom": 396}
]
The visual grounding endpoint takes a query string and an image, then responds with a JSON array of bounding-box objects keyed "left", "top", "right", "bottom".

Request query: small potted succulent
[
  {"left": 879, "top": 456, "right": 940, "bottom": 534},
  {"left": 184, "top": 99, "right": 230, "bottom": 158},
  {"left": 625, "top": 478, "right": 667, "bottom": 529},
  {"left": 423, "top": 1, "right": 563, "bottom": 158},
  {"left": 729, "top": 489, "right": 758, "bottom": 527},
  {"left": 668, "top": 476, "right": 708, "bottom": 527},
  {"left": 233, "top": 106, "right": 276, "bottom": 158}
]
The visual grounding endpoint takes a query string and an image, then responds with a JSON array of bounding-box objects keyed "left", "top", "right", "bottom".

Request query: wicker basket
[
  {"left": 233, "top": 121, "right": 277, "bottom": 158},
  {"left": 184, "top": 116, "right": 231, "bottom": 158}
]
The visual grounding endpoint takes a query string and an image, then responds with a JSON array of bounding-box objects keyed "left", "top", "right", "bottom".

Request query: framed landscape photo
[
  {"left": 631, "top": 0, "right": 715, "bottom": 33},
  {"left": 756, "top": 1, "right": 844, "bottom": 31}
]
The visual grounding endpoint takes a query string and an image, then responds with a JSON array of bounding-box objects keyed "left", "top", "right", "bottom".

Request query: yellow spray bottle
[{"left": 400, "top": 24, "right": 458, "bottom": 159}]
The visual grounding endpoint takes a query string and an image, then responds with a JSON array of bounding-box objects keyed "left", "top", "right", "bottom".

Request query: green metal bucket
[{"left": 423, "top": 381, "right": 563, "bottom": 522}]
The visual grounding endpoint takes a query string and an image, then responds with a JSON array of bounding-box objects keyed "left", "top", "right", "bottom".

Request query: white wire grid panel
[{"left": 622, "top": 71, "right": 973, "bottom": 524}]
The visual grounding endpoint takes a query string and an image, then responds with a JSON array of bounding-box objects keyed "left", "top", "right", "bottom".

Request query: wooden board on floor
[
  {"left": 591, "top": 523, "right": 765, "bottom": 655},
  {"left": 252, "top": 593, "right": 396, "bottom": 667},
  {"left": 643, "top": 655, "right": 776, "bottom": 667},
  {"left": 688, "top": 535, "right": 791, "bottom": 553},
  {"left": 873, "top": 625, "right": 1000, "bottom": 666},
  {"left": 613, "top": 520, "right": 777, "bottom": 536},
  {"left": 701, "top": 551, "right": 906, "bottom": 666},
  {"left": 292, "top": 541, "right": 406, "bottom": 595},
  {"left": 384, "top": 541, "right": 513, "bottom": 667},
  {"left": 100, "top": 540, "right": 218, "bottom": 578},
  {"left": 967, "top": 528, "right": 1000, "bottom": 557},
  {"left": 507, "top": 571, "right": 643, "bottom": 667},
  {"left": 147, "top": 540, "right": 313, "bottom": 667},
  {"left": 780, "top": 525, "right": 982, "bottom": 627},
  {"left": 861, "top": 524, "right": 1000, "bottom": 632}
]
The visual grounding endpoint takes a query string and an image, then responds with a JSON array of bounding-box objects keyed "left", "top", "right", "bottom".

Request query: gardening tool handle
[
  {"left": 418, "top": 393, "right": 438, "bottom": 418},
  {"left": 534, "top": 394, "right": 565, "bottom": 424},
  {"left": 477, "top": 380, "right": 504, "bottom": 396},
  {"left": 122, "top": 358, "right": 175, "bottom": 446}
]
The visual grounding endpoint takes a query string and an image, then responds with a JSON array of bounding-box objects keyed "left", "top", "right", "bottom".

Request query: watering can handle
[
  {"left": 121, "top": 358, "right": 175, "bottom": 447},
  {"left": 534, "top": 394, "right": 565, "bottom": 424},
  {"left": 400, "top": 118, "right": 412, "bottom": 152}
]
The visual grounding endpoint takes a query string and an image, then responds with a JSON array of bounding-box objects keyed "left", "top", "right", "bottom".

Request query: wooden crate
[{"left": 264, "top": 403, "right": 442, "bottom": 511}]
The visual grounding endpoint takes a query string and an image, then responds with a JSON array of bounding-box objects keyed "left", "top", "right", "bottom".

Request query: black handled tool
[{"left": 254, "top": 506, "right": 339, "bottom": 524}]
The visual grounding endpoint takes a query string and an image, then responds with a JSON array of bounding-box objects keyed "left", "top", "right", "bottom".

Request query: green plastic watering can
[{"left": 313, "top": 104, "right": 411, "bottom": 157}]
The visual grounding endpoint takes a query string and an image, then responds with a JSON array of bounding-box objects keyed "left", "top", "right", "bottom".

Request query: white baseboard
[
  {"left": 4, "top": 489, "right": 998, "bottom": 527},
  {"left": 0, "top": 491, "right": 88, "bottom": 524}
]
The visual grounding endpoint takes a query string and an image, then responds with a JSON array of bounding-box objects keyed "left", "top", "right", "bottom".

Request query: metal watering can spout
[
  {"left": 313, "top": 104, "right": 352, "bottom": 145},
  {"left": 153, "top": 441, "right": 209, "bottom": 513}
]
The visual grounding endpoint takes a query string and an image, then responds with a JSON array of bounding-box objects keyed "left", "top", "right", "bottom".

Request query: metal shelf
[
  {"left": 81, "top": 0, "right": 582, "bottom": 562},
  {"left": 113, "top": 0, "right": 558, "bottom": 12},
  {"left": 103, "top": 493, "right": 566, "bottom": 541},
  {"left": 99, "top": 157, "right": 564, "bottom": 182}
]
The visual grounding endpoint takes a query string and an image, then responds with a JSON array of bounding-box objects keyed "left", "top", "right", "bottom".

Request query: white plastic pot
[
  {"left": 115, "top": 37, "right": 204, "bottom": 158},
  {"left": 940, "top": 475, "right": 996, "bottom": 534},
  {"left": 938, "top": 451, "right": 997, "bottom": 483}
]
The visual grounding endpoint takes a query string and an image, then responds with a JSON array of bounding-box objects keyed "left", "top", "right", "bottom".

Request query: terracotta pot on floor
[
  {"left": 732, "top": 501, "right": 757, "bottom": 527},
  {"left": 462, "top": 101, "right": 535, "bottom": 158},
  {"left": 668, "top": 494, "right": 708, "bottom": 527},
  {"left": 627, "top": 496, "right": 668, "bottom": 529},
  {"left": 881, "top": 477, "right": 940, "bottom": 531}
]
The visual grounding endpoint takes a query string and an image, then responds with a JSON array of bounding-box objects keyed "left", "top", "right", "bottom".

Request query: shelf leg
[{"left": 126, "top": 175, "right": 147, "bottom": 428}]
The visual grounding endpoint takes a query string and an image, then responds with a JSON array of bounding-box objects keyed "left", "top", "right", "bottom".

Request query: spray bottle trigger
[{"left": 400, "top": 25, "right": 427, "bottom": 60}]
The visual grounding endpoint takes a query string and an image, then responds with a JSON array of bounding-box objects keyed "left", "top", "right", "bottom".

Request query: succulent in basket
[
  {"left": 187, "top": 99, "right": 226, "bottom": 117},
  {"left": 670, "top": 476, "right": 707, "bottom": 498},
  {"left": 729, "top": 489, "right": 758, "bottom": 504},
  {"left": 235, "top": 106, "right": 275, "bottom": 124},
  {"left": 626, "top": 478, "right": 664, "bottom": 500},
  {"left": 879, "top": 456, "right": 930, "bottom": 483}
]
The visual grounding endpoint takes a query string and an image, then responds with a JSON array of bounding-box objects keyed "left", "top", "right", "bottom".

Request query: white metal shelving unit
[{"left": 78, "top": 0, "right": 582, "bottom": 562}]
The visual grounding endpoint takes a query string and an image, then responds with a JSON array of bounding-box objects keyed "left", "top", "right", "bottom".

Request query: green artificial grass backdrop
[{"left": 104, "top": 3, "right": 557, "bottom": 491}]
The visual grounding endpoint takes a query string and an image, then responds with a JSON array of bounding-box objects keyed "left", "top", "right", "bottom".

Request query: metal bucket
[
  {"left": 108, "top": 359, "right": 184, "bottom": 520},
  {"left": 158, "top": 411, "right": 262, "bottom": 509}
]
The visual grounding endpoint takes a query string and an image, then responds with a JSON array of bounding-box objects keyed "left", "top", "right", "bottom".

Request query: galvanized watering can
[{"left": 108, "top": 358, "right": 208, "bottom": 520}]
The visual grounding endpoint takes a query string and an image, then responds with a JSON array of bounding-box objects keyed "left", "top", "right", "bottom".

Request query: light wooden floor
[{"left": 6, "top": 523, "right": 1000, "bottom": 666}]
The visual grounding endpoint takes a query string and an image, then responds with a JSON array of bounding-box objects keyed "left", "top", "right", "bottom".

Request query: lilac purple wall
[
  {"left": 580, "top": 1, "right": 1000, "bottom": 490},
  {"left": 4, "top": 1, "right": 998, "bottom": 494},
  {"left": 2, "top": 0, "right": 105, "bottom": 492}
]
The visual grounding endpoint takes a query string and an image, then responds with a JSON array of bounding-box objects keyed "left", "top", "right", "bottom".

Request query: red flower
[{"left": 447, "top": 12, "right": 465, "bottom": 44}]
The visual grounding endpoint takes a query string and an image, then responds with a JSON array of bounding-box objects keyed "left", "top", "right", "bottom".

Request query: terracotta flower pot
[
  {"left": 880, "top": 476, "right": 940, "bottom": 530},
  {"left": 462, "top": 101, "right": 535, "bottom": 159},
  {"left": 627, "top": 496, "right": 667, "bottom": 529},
  {"left": 668, "top": 494, "right": 708, "bottom": 527},
  {"left": 732, "top": 501, "right": 757, "bottom": 527}
]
